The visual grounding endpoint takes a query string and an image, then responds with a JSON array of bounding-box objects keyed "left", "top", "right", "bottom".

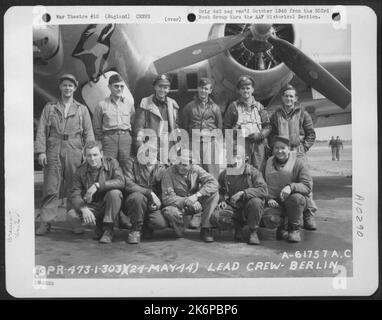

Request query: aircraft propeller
[{"left": 152, "top": 24, "right": 351, "bottom": 109}]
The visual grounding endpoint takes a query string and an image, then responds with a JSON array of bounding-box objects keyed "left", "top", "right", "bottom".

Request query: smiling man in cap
[
  {"left": 263, "top": 135, "right": 314, "bottom": 243},
  {"left": 269, "top": 84, "right": 317, "bottom": 229},
  {"left": 135, "top": 74, "right": 180, "bottom": 156},
  {"left": 92, "top": 74, "right": 135, "bottom": 168},
  {"left": 35, "top": 73, "right": 94, "bottom": 235},
  {"left": 223, "top": 75, "right": 271, "bottom": 172}
]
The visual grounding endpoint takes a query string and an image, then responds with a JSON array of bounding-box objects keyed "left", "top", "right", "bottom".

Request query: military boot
[
  {"left": 36, "top": 222, "right": 51, "bottom": 236},
  {"left": 248, "top": 229, "right": 260, "bottom": 245},
  {"left": 276, "top": 216, "right": 288, "bottom": 240},
  {"left": 99, "top": 224, "right": 113, "bottom": 244},
  {"left": 200, "top": 228, "right": 214, "bottom": 243},
  {"left": 276, "top": 227, "right": 288, "bottom": 241},
  {"left": 127, "top": 231, "right": 141, "bottom": 244},
  {"left": 287, "top": 223, "right": 301, "bottom": 243},
  {"left": 163, "top": 207, "right": 185, "bottom": 238},
  {"left": 303, "top": 210, "right": 317, "bottom": 230},
  {"left": 92, "top": 224, "right": 103, "bottom": 240},
  {"left": 127, "top": 224, "right": 142, "bottom": 244}
]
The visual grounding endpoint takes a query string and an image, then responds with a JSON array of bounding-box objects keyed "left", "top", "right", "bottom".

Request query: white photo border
[{"left": 4, "top": 5, "right": 379, "bottom": 297}]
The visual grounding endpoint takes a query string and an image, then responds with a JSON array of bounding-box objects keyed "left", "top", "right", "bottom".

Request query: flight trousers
[
  {"left": 102, "top": 131, "right": 132, "bottom": 167},
  {"left": 40, "top": 137, "right": 83, "bottom": 223},
  {"left": 233, "top": 197, "right": 264, "bottom": 230},
  {"left": 67, "top": 189, "right": 123, "bottom": 228}
]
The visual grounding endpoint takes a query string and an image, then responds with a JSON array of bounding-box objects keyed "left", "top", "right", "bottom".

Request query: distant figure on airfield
[
  {"left": 328, "top": 136, "right": 336, "bottom": 160},
  {"left": 335, "top": 136, "right": 344, "bottom": 161}
]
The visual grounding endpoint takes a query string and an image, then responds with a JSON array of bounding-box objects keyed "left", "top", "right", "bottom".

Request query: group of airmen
[{"left": 35, "top": 72, "right": 318, "bottom": 245}]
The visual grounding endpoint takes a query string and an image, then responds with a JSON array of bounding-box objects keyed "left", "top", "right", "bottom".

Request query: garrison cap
[
  {"left": 198, "top": 77, "right": 212, "bottom": 87},
  {"left": 153, "top": 74, "right": 171, "bottom": 86},
  {"left": 236, "top": 75, "right": 255, "bottom": 89},
  {"left": 281, "top": 84, "right": 297, "bottom": 95},
  {"left": 273, "top": 135, "right": 290, "bottom": 146},
  {"left": 59, "top": 74, "right": 78, "bottom": 87},
  {"left": 109, "top": 74, "right": 124, "bottom": 85}
]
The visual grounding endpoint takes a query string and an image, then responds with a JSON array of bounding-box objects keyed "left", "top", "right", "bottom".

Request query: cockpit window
[
  {"left": 169, "top": 73, "right": 178, "bottom": 91},
  {"left": 186, "top": 73, "right": 198, "bottom": 90}
]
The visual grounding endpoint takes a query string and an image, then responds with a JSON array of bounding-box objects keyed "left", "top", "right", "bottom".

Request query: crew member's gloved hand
[{"left": 248, "top": 132, "right": 264, "bottom": 143}]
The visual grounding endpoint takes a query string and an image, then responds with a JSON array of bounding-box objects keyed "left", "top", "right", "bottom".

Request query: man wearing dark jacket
[
  {"left": 161, "top": 149, "right": 219, "bottom": 242},
  {"left": 121, "top": 144, "right": 170, "bottom": 244},
  {"left": 223, "top": 76, "right": 271, "bottom": 171},
  {"left": 263, "top": 136, "right": 313, "bottom": 243},
  {"left": 269, "top": 84, "right": 316, "bottom": 158},
  {"left": 67, "top": 141, "right": 125, "bottom": 244},
  {"left": 269, "top": 84, "right": 317, "bottom": 230},
  {"left": 181, "top": 77, "right": 223, "bottom": 179},
  {"left": 218, "top": 145, "right": 268, "bottom": 245}
]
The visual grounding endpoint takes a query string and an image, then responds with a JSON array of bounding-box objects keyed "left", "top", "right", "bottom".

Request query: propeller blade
[
  {"left": 152, "top": 31, "right": 249, "bottom": 74},
  {"left": 268, "top": 36, "right": 351, "bottom": 109}
]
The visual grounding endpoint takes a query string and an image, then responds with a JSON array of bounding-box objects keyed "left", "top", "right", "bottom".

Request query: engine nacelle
[
  {"left": 33, "top": 25, "right": 64, "bottom": 76},
  {"left": 207, "top": 24, "right": 300, "bottom": 108}
]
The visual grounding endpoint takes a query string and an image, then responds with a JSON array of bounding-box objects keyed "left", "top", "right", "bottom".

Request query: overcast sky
[{"left": 315, "top": 124, "right": 351, "bottom": 140}]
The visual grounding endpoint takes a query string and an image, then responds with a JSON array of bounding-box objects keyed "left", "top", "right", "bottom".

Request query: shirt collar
[
  {"left": 110, "top": 95, "right": 124, "bottom": 104},
  {"left": 238, "top": 96, "right": 256, "bottom": 108},
  {"left": 281, "top": 102, "right": 300, "bottom": 114},
  {"left": 57, "top": 99, "right": 78, "bottom": 116},
  {"left": 153, "top": 95, "right": 167, "bottom": 107},
  {"left": 195, "top": 95, "right": 214, "bottom": 106},
  {"left": 273, "top": 155, "right": 289, "bottom": 168}
]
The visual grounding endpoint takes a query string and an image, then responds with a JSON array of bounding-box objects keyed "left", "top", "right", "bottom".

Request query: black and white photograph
[{"left": 4, "top": 6, "right": 378, "bottom": 297}]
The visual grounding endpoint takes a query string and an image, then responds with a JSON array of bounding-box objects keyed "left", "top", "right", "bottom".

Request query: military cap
[
  {"left": 198, "top": 77, "right": 212, "bottom": 87},
  {"left": 153, "top": 74, "right": 171, "bottom": 86},
  {"left": 273, "top": 135, "right": 290, "bottom": 146},
  {"left": 59, "top": 74, "right": 78, "bottom": 86},
  {"left": 281, "top": 84, "right": 297, "bottom": 95},
  {"left": 236, "top": 75, "right": 255, "bottom": 89},
  {"left": 108, "top": 74, "right": 124, "bottom": 85}
]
